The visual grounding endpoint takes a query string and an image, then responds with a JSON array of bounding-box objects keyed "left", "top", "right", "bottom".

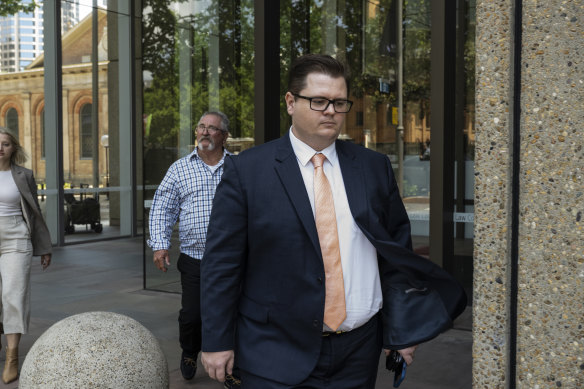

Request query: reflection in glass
[
  {"left": 58, "top": 2, "right": 111, "bottom": 241},
  {"left": 0, "top": 2, "right": 44, "bottom": 218},
  {"left": 453, "top": 0, "right": 476, "bottom": 262},
  {"left": 143, "top": 0, "right": 255, "bottom": 291},
  {"left": 80, "top": 103, "right": 93, "bottom": 158},
  {"left": 5, "top": 107, "right": 19, "bottom": 138},
  {"left": 40, "top": 108, "right": 45, "bottom": 159},
  {"left": 280, "top": 0, "right": 431, "bottom": 253}
]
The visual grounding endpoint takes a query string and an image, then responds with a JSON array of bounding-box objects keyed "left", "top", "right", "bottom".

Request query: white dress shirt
[{"left": 289, "top": 129, "right": 383, "bottom": 331}]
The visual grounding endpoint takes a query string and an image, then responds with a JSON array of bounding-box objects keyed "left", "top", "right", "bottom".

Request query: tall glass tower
[{"left": 0, "top": 0, "right": 80, "bottom": 73}]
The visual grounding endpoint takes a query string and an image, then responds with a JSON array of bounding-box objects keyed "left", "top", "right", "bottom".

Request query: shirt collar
[
  {"left": 188, "top": 147, "right": 232, "bottom": 163},
  {"left": 289, "top": 127, "right": 337, "bottom": 167}
]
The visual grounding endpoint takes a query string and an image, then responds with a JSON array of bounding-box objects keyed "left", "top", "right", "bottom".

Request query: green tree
[
  {"left": 0, "top": 0, "right": 37, "bottom": 17},
  {"left": 142, "top": 0, "right": 255, "bottom": 151}
]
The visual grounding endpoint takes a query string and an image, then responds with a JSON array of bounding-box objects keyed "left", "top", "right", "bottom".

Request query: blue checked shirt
[{"left": 147, "top": 148, "right": 232, "bottom": 259}]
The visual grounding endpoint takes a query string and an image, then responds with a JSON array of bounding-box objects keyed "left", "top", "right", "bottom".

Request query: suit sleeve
[
  {"left": 385, "top": 156, "right": 413, "bottom": 250},
  {"left": 25, "top": 170, "right": 53, "bottom": 256},
  {"left": 201, "top": 155, "right": 248, "bottom": 352}
]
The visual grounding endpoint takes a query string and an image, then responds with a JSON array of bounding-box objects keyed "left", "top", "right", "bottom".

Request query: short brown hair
[
  {"left": 287, "top": 54, "right": 349, "bottom": 95},
  {"left": 0, "top": 127, "right": 27, "bottom": 165}
]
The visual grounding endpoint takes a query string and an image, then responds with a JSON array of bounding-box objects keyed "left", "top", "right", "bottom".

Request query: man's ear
[{"left": 285, "top": 92, "right": 295, "bottom": 115}]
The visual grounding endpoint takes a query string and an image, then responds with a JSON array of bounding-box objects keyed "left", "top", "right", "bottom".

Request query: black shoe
[
  {"left": 224, "top": 373, "right": 242, "bottom": 388},
  {"left": 180, "top": 352, "right": 197, "bottom": 380}
]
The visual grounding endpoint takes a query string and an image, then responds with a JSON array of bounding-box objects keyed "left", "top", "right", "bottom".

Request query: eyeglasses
[
  {"left": 196, "top": 124, "right": 224, "bottom": 134},
  {"left": 293, "top": 93, "right": 353, "bottom": 113}
]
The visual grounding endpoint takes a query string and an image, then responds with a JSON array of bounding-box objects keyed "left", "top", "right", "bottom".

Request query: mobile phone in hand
[
  {"left": 393, "top": 359, "right": 407, "bottom": 387},
  {"left": 385, "top": 350, "right": 407, "bottom": 388}
]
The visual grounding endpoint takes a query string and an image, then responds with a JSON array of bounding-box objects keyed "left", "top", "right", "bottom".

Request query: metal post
[
  {"left": 396, "top": 0, "right": 404, "bottom": 195},
  {"left": 92, "top": 0, "right": 100, "bottom": 191},
  {"left": 254, "top": 0, "right": 280, "bottom": 144},
  {"left": 43, "top": 0, "right": 64, "bottom": 246}
]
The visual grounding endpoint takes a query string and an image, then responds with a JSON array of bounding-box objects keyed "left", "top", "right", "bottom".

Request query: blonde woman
[{"left": 0, "top": 127, "right": 51, "bottom": 383}]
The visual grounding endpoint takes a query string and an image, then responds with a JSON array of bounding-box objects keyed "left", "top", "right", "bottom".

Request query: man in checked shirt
[{"left": 148, "top": 111, "right": 240, "bottom": 387}]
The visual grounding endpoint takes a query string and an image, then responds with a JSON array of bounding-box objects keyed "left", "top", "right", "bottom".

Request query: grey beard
[{"left": 198, "top": 140, "right": 215, "bottom": 151}]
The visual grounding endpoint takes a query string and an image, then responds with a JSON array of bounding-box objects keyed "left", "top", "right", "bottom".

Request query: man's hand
[
  {"left": 153, "top": 249, "right": 170, "bottom": 272},
  {"left": 201, "top": 350, "right": 234, "bottom": 383},
  {"left": 384, "top": 345, "right": 418, "bottom": 365}
]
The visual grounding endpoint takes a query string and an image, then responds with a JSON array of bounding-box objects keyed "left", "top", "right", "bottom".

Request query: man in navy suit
[{"left": 200, "top": 54, "right": 466, "bottom": 388}]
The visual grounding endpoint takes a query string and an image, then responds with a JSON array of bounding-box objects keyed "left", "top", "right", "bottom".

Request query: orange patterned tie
[{"left": 311, "top": 153, "right": 346, "bottom": 331}]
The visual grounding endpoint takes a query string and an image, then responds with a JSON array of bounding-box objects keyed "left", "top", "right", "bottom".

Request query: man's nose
[{"left": 324, "top": 102, "right": 336, "bottom": 114}]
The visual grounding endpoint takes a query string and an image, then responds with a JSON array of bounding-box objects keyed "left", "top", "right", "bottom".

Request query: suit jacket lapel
[
  {"left": 273, "top": 136, "right": 321, "bottom": 256},
  {"left": 11, "top": 165, "right": 35, "bottom": 206},
  {"left": 336, "top": 140, "right": 369, "bottom": 228}
]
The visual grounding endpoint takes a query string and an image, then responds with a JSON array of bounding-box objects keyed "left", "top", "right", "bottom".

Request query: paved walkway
[{"left": 0, "top": 237, "right": 472, "bottom": 388}]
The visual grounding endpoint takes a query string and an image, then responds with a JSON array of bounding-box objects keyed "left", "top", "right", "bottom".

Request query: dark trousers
[
  {"left": 240, "top": 314, "right": 382, "bottom": 389},
  {"left": 177, "top": 253, "right": 202, "bottom": 357}
]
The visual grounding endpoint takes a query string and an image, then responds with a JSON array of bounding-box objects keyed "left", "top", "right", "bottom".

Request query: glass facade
[
  {"left": 452, "top": 0, "right": 476, "bottom": 293},
  {"left": 52, "top": 1, "right": 135, "bottom": 242},
  {"left": 279, "top": 0, "right": 435, "bottom": 253},
  {"left": 143, "top": 0, "right": 256, "bottom": 291},
  {"left": 0, "top": 0, "right": 475, "bottom": 296}
]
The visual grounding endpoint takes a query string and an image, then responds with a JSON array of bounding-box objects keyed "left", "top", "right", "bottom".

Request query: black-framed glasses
[
  {"left": 196, "top": 124, "right": 224, "bottom": 134},
  {"left": 293, "top": 93, "right": 353, "bottom": 113}
]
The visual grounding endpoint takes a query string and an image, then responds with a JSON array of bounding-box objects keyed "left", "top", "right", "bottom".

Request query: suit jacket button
[
  {"left": 313, "top": 320, "right": 319, "bottom": 327},
  {"left": 317, "top": 277, "right": 323, "bottom": 284}
]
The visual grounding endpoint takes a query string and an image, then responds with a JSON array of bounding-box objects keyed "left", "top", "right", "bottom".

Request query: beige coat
[{"left": 10, "top": 164, "right": 52, "bottom": 256}]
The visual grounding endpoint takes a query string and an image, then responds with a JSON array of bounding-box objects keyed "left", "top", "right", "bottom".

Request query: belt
[
  {"left": 322, "top": 329, "right": 348, "bottom": 337},
  {"left": 322, "top": 313, "right": 379, "bottom": 337}
]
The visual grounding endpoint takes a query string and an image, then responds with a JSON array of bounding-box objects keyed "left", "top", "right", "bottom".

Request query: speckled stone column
[{"left": 474, "top": 1, "right": 583, "bottom": 388}]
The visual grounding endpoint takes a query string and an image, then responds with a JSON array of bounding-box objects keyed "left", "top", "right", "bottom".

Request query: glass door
[
  {"left": 142, "top": 0, "right": 255, "bottom": 292},
  {"left": 280, "top": 0, "right": 432, "bottom": 255},
  {"left": 452, "top": 0, "right": 475, "bottom": 297},
  {"left": 54, "top": 0, "right": 135, "bottom": 243}
]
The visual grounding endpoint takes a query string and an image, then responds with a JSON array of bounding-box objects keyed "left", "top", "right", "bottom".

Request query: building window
[
  {"left": 6, "top": 108, "right": 18, "bottom": 139},
  {"left": 41, "top": 109, "right": 45, "bottom": 159},
  {"left": 80, "top": 104, "right": 93, "bottom": 158},
  {"left": 356, "top": 111, "right": 364, "bottom": 126}
]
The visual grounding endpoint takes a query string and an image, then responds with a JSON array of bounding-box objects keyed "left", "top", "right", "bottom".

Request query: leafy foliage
[
  {"left": 141, "top": 0, "right": 474, "bottom": 157},
  {"left": 142, "top": 0, "right": 255, "bottom": 155},
  {"left": 0, "top": 0, "right": 37, "bottom": 17}
]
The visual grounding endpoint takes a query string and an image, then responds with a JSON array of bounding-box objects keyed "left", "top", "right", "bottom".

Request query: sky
[{"left": 77, "top": 0, "right": 104, "bottom": 19}]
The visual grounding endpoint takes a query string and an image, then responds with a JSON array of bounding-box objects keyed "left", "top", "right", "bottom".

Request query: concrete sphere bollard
[{"left": 20, "top": 311, "right": 168, "bottom": 389}]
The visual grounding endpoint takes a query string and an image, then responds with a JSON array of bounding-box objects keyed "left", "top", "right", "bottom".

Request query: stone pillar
[
  {"left": 473, "top": 1, "right": 583, "bottom": 388},
  {"left": 21, "top": 93, "right": 32, "bottom": 169}
]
